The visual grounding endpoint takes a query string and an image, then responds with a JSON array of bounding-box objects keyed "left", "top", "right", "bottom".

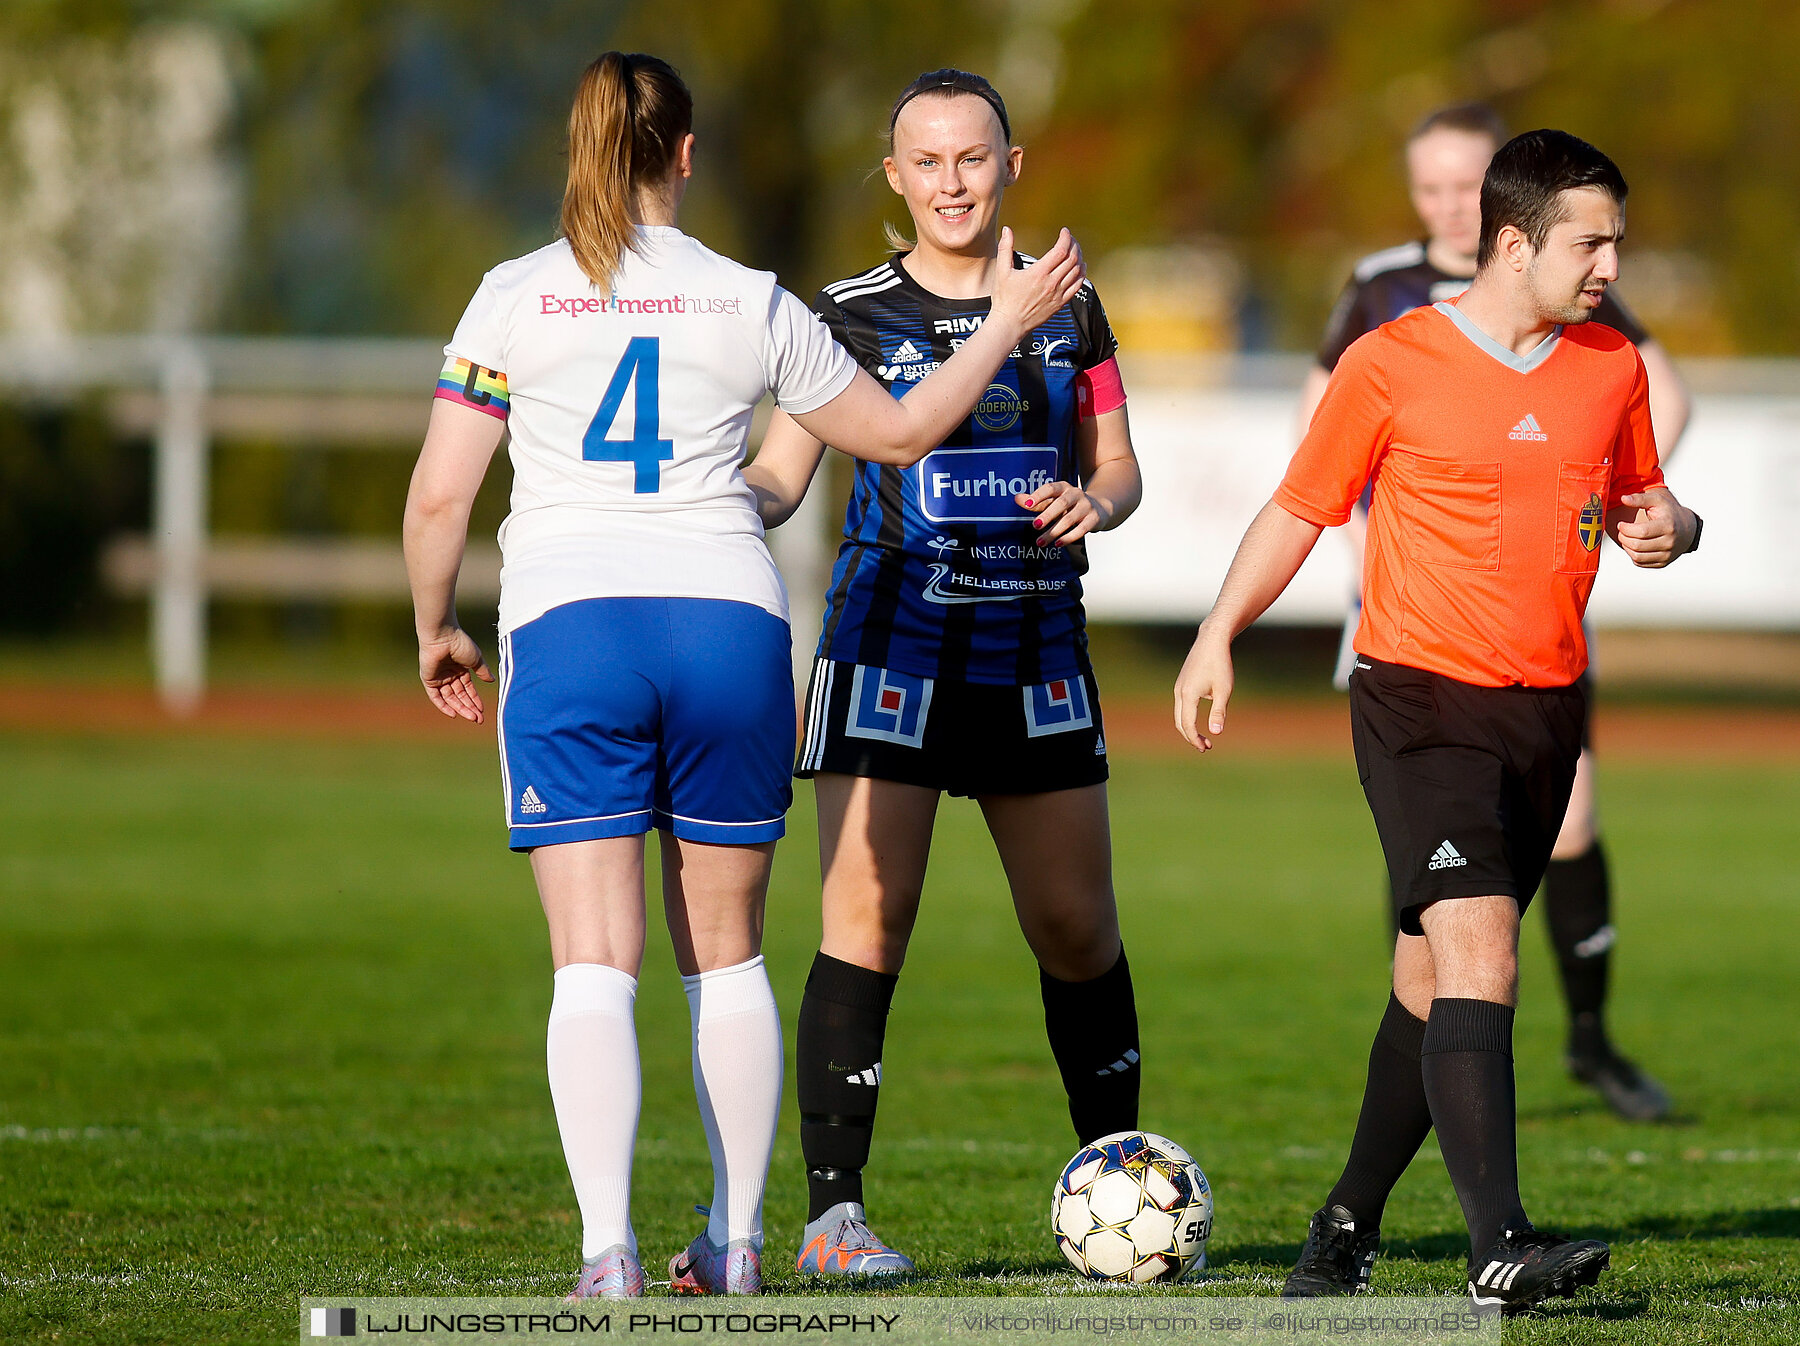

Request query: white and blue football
[{"left": 1051, "top": 1130, "right": 1212, "bottom": 1283}]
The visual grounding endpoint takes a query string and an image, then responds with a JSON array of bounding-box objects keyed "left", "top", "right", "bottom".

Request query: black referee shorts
[
  {"left": 795, "top": 659, "right": 1109, "bottom": 797},
  {"left": 1349, "top": 656, "right": 1586, "bottom": 937}
]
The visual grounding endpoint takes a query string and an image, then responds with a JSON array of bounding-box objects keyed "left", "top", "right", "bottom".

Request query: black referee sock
[
  {"left": 796, "top": 951, "right": 898, "bottom": 1222},
  {"left": 1324, "top": 994, "right": 1431, "bottom": 1231},
  {"left": 1421, "top": 998, "right": 1528, "bottom": 1256},
  {"left": 1543, "top": 841, "right": 1613, "bottom": 1061},
  {"left": 1041, "top": 948, "right": 1140, "bottom": 1143}
]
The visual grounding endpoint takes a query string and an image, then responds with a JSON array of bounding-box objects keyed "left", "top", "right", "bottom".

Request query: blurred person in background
[
  {"left": 403, "top": 51, "right": 1085, "bottom": 1300},
  {"left": 745, "top": 68, "right": 1143, "bottom": 1279},
  {"left": 1296, "top": 103, "right": 1687, "bottom": 1121}
]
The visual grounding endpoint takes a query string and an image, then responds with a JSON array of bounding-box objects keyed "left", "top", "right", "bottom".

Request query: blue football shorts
[{"left": 497, "top": 597, "right": 795, "bottom": 851}]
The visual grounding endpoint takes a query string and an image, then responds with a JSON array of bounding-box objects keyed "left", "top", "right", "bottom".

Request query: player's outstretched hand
[
  {"left": 1610, "top": 490, "right": 1697, "bottom": 569},
  {"left": 990, "top": 227, "right": 1085, "bottom": 337},
  {"left": 1019, "top": 480, "right": 1107, "bottom": 547},
  {"left": 1173, "top": 627, "right": 1233, "bottom": 753},
  {"left": 418, "top": 626, "right": 494, "bottom": 723}
]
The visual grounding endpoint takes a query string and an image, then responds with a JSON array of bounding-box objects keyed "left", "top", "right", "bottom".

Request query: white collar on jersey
[{"left": 1433, "top": 301, "right": 1562, "bottom": 374}]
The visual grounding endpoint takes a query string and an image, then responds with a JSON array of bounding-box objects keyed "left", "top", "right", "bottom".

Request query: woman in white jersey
[{"left": 403, "top": 52, "right": 1084, "bottom": 1300}]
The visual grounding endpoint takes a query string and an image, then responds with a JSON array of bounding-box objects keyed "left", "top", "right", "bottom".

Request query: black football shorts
[
  {"left": 1349, "top": 656, "right": 1586, "bottom": 936},
  {"left": 795, "top": 659, "right": 1109, "bottom": 797}
]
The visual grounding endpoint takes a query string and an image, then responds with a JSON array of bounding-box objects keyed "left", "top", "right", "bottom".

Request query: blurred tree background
[
  {"left": 2, "top": 0, "right": 1796, "bottom": 646},
  {"left": 7, "top": 0, "right": 1795, "bottom": 352}
]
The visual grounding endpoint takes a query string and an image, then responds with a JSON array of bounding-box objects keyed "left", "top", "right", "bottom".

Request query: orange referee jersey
[{"left": 1276, "top": 300, "right": 1664, "bottom": 688}]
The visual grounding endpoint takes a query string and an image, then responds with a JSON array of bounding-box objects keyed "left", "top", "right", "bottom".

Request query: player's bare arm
[
  {"left": 1021, "top": 404, "right": 1141, "bottom": 547},
  {"left": 747, "top": 229, "right": 1085, "bottom": 526},
  {"left": 1174, "top": 501, "right": 1324, "bottom": 751},
  {"left": 1607, "top": 486, "right": 1700, "bottom": 568},
  {"left": 742, "top": 412, "right": 826, "bottom": 528},
  {"left": 789, "top": 227, "right": 1084, "bottom": 463},
  {"left": 1637, "top": 339, "right": 1692, "bottom": 456},
  {"left": 403, "top": 396, "right": 505, "bottom": 722},
  {"left": 1295, "top": 364, "right": 1332, "bottom": 440}
]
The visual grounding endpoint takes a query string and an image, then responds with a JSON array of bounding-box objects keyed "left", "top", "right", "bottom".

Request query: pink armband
[{"left": 1076, "top": 356, "right": 1126, "bottom": 420}]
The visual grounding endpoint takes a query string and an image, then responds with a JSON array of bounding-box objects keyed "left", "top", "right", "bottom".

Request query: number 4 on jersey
[{"left": 583, "top": 337, "right": 674, "bottom": 493}]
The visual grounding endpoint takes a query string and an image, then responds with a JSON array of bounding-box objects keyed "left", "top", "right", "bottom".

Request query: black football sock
[
  {"left": 1324, "top": 993, "right": 1431, "bottom": 1230},
  {"left": 1543, "top": 841, "right": 1613, "bottom": 1060},
  {"left": 1422, "top": 997, "right": 1529, "bottom": 1255},
  {"left": 796, "top": 951, "right": 898, "bottom": 1222},
  {"left": 1040, "top": 948, "right": 1140, "bottom": 1143}
]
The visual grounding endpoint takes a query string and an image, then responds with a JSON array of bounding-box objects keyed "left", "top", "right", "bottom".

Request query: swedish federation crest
[{"left": 1578, "top": 492, "right": 1604, "bottom": 552}]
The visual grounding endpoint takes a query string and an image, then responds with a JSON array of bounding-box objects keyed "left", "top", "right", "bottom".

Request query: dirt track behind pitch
[{"left": 4, "top": 681, "right": 1797, "bottom": 762}]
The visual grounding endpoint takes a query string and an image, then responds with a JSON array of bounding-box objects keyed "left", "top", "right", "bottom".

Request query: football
[{"left": 1051, "top": 1130, "right": 1212, "bottom": 1283}]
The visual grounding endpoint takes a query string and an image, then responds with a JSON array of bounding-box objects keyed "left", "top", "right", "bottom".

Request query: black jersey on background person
[{"left": 1317, "top": 239, "right": 1649, "bottom": 372}]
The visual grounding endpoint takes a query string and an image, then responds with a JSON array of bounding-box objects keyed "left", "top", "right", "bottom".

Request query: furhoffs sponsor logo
[{"left": 917, "top": 447, "right": 1057, "bottom": 523}]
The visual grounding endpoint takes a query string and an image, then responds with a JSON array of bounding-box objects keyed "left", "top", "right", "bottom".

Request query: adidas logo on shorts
[
  {"left": 1508, "top": 413, "right": 1548, "bottom": 441},
  {"left": 519, "top": 785, "right": 548, "bottom": 815},
  {"left": 1427, "top": 839, "right": 1468, "bottom": 870}
]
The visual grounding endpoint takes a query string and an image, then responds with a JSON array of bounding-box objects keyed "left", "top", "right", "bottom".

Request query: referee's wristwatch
[{"left": 1687, "top": 511, "right": 1704, "bottom": 555}]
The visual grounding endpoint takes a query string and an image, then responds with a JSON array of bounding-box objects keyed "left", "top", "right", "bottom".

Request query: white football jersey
[{"left": 444, "top": 227, "right": 857, "bottom": 634}]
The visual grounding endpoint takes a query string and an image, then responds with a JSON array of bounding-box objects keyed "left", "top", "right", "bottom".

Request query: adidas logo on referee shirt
[
  {"left": 1508, "top": 413, "right": 1547, "bottom": 441},
  {"left": 519, "top": 785, "right": 547, "bottom": 815},
  {"left": 1428, "top": 840, "right": 1469, "bottom": 870}
]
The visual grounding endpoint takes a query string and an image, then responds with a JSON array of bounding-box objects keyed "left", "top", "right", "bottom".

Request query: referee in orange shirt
[
  {"left": 1302, "top": 103, "right": 1683, "bottom": 1122},
  {"left": 1175, "top": 131, "right": 1701, "bottom": 1312}
]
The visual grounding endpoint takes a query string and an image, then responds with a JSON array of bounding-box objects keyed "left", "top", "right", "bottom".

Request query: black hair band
[{"left": 890, "top": 74, "right": 1011, "bottom": 144}]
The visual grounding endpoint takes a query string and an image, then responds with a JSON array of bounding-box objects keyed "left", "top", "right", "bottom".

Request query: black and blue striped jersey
[{"left": 809, "top": 253, "right": 1121, "bottom": 685}]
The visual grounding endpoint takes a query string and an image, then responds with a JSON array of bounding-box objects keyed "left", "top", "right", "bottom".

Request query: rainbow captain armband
[
  {"left": 1076, "top": 356, "right": 1126, "bottom": 421},
  {"left": 435, "top": 356, "right": 510, "bottom": 420}
]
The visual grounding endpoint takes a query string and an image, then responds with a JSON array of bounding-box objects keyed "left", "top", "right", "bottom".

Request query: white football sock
[
  {"left": 546, "top": 962, "right": 640, "bottom": 1259},
  {"left": 682, "top": 955, "right": 782, "bottom": 1249}
]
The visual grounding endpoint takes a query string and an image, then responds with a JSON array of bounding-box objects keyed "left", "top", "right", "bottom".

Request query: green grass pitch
[{"left": 1, "top": 725, "right": 1796, "bottom": 1343}]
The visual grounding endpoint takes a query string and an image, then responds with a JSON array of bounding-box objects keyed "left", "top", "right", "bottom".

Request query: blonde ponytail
[{"left": 560, "top": 52, "right": 692, "bottom": 289}]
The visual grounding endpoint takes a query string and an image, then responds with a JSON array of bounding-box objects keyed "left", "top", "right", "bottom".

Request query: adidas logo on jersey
[
  {"left": 1428, "top": 840, "right": 1468, "bottom": 870},
  {"left": 519, "top": 786, "right": 548, "bottom": 815},
  {"left": 878, "top": 339, "right": 938, "bottom": 382},
  {"left": 1508, "top": 413, "right": 1548, "bottom": 441}
]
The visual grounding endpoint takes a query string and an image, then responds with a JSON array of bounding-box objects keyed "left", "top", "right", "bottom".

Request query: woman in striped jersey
[{"left": 745, "top": 69, "right": 1144, "bottom": 1278}]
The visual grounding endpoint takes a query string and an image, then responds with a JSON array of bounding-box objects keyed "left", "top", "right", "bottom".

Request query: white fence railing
[{"left": 3, "top": 337, "right": 1797, "bottom": 712}]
